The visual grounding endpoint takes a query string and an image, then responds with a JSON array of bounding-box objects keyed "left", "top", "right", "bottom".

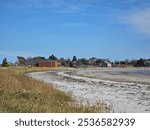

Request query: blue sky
[{"left": 0, "top": 0, "right": 150, "bottom": 63}]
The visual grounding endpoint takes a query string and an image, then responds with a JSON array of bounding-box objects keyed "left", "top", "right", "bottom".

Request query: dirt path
[{"left": 27, "top": 68, "right": 150, "bottom": 113}]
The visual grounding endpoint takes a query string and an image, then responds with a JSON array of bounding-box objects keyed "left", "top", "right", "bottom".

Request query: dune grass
[{"left": 0, "top": 67, "right": 105, "bottom": 113}]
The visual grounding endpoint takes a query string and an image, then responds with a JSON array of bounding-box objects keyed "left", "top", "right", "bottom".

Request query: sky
[{"left": 0, "top": 0, "right": 150, "bottom": 63}]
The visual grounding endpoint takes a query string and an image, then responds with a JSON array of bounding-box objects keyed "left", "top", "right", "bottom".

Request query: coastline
[{"left": 27, "top": 67, "right": 150, "bottom": 113}]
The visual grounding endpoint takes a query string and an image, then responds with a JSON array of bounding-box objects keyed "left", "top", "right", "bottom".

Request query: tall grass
[{"left": 0, "top": 67, "right": 106, "bottom": 112}]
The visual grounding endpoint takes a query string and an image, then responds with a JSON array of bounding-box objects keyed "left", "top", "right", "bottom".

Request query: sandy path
[{"left": 27, "top": 68, "right": 150, "bottom": 113}]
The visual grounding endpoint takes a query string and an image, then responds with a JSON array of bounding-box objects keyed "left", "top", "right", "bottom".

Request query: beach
[{"left": 27, "top": 68, "right": 150, "bottom": 113}]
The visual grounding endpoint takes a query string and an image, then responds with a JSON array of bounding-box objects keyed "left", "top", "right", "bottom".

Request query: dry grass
[
  {"left": 0, "top": 67, "right": 105, "bottom": 113},
  {"left": 8, "top": 66, "right": 60, "bottom": 74}
]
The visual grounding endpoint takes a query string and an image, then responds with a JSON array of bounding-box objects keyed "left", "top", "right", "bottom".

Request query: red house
[{"left": 37, "top": 61, "right": 58, "bottom": 67}]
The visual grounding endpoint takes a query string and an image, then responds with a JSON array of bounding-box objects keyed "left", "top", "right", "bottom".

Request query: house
[
  {"left": 72, "top": 61, "right": 78, "bottom": 68},
  {"left": 144, "top": 61, "right": 150, "bottom": 67},
  {"left": 24, "top": 58, "right": 43, "bottom": 66},
  {"left": 99, "top": 59, "right": 112, "bottom": 67},
  {"left": 104, "top": 61, "right": 112, "bottom": 67},
  {"left": 22, "top": 58, "right": 58, "bottom": 67},
  {"left": 37, "top": 61, "right": 58, "bottom": 67},
  {"left": 89, "top": 57, "right": 99, "bottom": 66}
]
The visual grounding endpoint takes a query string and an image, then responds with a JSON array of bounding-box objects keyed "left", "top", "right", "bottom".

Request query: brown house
[{"left": 37, "top": 61, "right": 58, "bottom": 67}]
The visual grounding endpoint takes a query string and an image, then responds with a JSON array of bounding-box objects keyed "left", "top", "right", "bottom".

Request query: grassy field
[{"left": 0, "top": 66, "right": 105, "bottom": 113}]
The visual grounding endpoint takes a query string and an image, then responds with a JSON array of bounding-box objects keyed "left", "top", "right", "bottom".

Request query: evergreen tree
[
  {"left": 49, "top": 54, "right": 58, "bottom": 60},
  {"left": 2, "top": 58, "right": 8, "bottom": 67},
  {"left": 72, "top": 56, "right": 77, "bottom": 62}
]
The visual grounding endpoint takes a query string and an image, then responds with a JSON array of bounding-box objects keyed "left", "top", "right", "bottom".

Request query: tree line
[{"left": 1, "top": 55, "right": 150, "bottom": 67}]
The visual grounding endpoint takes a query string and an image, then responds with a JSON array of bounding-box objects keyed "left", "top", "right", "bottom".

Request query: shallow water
[
  {"left": 129, "top": 70, "right": 150, "bottom": 75},
  {"left": 112, "top": 69, "right": 150, "bottom": 76}
]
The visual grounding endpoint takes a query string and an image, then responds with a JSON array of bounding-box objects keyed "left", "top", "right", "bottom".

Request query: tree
[
  {"left": 134, "top": 58, "right": 145, "bottom": 67},
  {"left": 78, "top": 58, "right": 89, "bottom": 65},
  {"left": 33, "top": 56, "right": 45, "bottom": 59},
  {"left": 2, "top": 58, "right": 8, "bottom": 67},
  {"left": 17, "top": 56, "right": 26, "bottom": 65},
  {"left": 60, "top": 58, "right": 71, "bottom": 67},
  {"left": 49, "top": 54, "right": 57, "bottom": 60},
  {"left": 72, "top": 56, "right": 77, "bottom": 62}
]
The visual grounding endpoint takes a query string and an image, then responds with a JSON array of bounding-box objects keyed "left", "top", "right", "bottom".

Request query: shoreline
[{"left": 27, "top": 68, "right": 150, "bottom": 113}]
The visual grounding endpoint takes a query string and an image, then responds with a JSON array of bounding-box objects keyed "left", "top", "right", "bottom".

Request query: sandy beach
[{"left": 27, "top": 68, "right": 150, "bottom": 113}]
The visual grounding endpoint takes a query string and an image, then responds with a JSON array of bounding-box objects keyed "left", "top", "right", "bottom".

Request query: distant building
[
  {"left": 99, "top": 60, "right": 112, "bottom": 67},
  {"left": 104, "top": 61, "right": 112, "bottom": 67},
  {"left": 22, "top": 58, "right": 58, "bottom": 67},
  {"left": 72, "top": 61, "right": 78, "bottom": 68},
  {"left": 144, "top": 61, "right": 150, "bottom": 67},
  {"left": 37, "top": 61, "right": 58, "bottom": 67},
  {"left": 89, "top": 57, "right": 99, "bottom": 66}
]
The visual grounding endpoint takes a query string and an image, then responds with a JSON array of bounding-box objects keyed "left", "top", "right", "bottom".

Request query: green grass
[{"left": 0, "top": 67, "right": 107, "bottom": 113}]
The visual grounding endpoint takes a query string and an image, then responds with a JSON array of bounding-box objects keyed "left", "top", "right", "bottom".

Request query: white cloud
[{"left": 121, "top": 8, "right": 150, "bottom": 36}]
